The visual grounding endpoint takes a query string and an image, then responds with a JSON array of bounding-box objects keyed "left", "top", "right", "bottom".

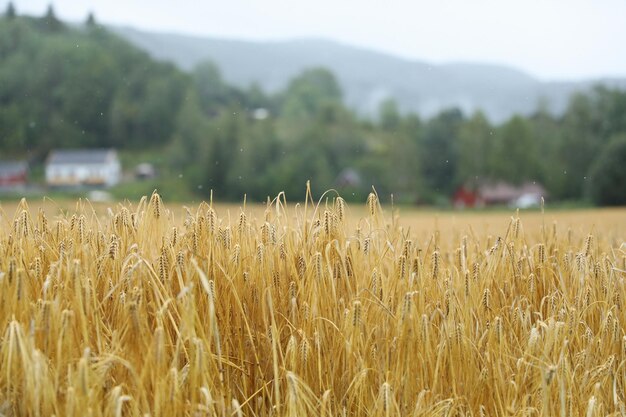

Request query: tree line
[{"left": 1, "top": 6, "right": 625, "bottom": 205}]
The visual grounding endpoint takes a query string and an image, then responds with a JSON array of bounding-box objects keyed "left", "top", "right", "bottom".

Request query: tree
[
  {"left": 419, "top": 108, "right": 464, "bottom": 195},
  {"left": 245, "top": 82, "right": 272, "bottom": 111},
  {"left": 559, "top": 93, "right": 601, "bottom": 198},
  {"left": 224, "top": 117, "right": 282, "bottom": 200},
  {"left": 169, "top": 90, "right": 212, "bottom": 190},
  {"left": 201, "top": 105, "right": 247, "bottom": 197},
  {"left": 457, "top": 111, "right": 493, "bottom": 183},
  {"left": 5, "top": 2, "right": 16, "bottom": 19},
  {"left": 379, "top": 98, "right": 401, "bottom": 131},
  {"left": 586, "top": 134, "right": 626, "bottom": 206},
  {"left": 193, "top": 61, "right": 231, "bottom": 115},
  {"left": 592, "top": 85, "right": 626, "bottom": 138},
  {"left": 556, "top": 86, "right": 626, "bottom": 199},
  {"left": 529, "top": 104, "right": 563, "bottom": 195},
  {"left": 363, "top": 111, "right": 423, "bottom": 202},
  {"left": 280, "top": 68, "right": 342, "bottom": 123},
  {"left": 86, "top": 12, "right": 96, "bottom": 27},
  {"left": 492, "top": 115, "right": 538, "bottom": 184},
  {"left": 42, "top": 4, "right": 63, "bottom": 31}
]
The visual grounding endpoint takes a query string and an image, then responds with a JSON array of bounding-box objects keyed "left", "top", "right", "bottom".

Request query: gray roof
[
  {"left": 0, "top": 161, "right": 28, "bottom": 176},
  {"left": 478, "top": 182, "right": 519, "bottom": 202},
  {"left": 478, "top": 181, "right": 548, "bottom": 202},
  {"left": 47, "top": 149, "right": 117, "bottom": 165}
]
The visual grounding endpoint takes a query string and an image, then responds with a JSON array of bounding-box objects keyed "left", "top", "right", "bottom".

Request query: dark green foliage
[
  {"left": 193, "top": 62, "right": 237, "bottom": 116},
  {"left": 5, "top": 2, "right": 16, "bottom": 19},
  {"left": 457, "top": 111, "right": 493, "bottom": 182},
  {"left": 86, "top": 12, "right": 96, "bottom": 27},
  {"left": 280, "top": 68, "right": 342, "bottom": 125},
  {"left": 1, "top": 13, "right": 625, "bottom": 205},
  {"left": 420, "top": 108, "right": 463, "bottom": 195},
  {"left": 586, "top": 135, "right": 626, "bottom": 206},
  {"left": 0, "top": 14, "right": 186, "bottom": 156},
  {"left": 492, "top": 116, "right": 538, "bottom": 184},
  {"left": 378, "top": 99, "right": 401, "bottom": 131},
  {"left": 42, "top": 4, "right": 64, "bottom": 32},
  {"left": 551, "top": 87, "right": 626, "bottom": 199}
]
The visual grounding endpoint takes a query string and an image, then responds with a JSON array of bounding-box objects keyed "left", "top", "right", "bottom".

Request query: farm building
[
  {"left": 452, "top": 185, "right": 481, "bottom": 208},
  {"left": 135, "top": 163, "right": 156, "bottom": 180},
  {"left": 45, "top": 149, "right": 121, "bottom": 187},
  {"left": 453, "top": 181, "right": 547, "bottom": 208},
  {"left": 0, "top": 161, "right": 28, "bottom": 189},
  {"left": 477, "top": 182, "right": 520, "bottom": 206}
]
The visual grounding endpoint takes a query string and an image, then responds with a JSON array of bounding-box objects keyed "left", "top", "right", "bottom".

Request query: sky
[{"left": 9, "top": 0, "right": 626, "bottom": 80}]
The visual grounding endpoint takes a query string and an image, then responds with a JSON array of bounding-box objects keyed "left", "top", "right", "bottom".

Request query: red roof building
[
  {"left": 0, "top": 161, "right": 28, "bottom": 188},
  {"left": 453, "top": 181, "right": 548, "bottom": 208},
  {"left": 478, "top": 182, "right": 520, "bottom": 205},
  {"left": 453, "top": 185, "right": 482, "bottom": 208}
]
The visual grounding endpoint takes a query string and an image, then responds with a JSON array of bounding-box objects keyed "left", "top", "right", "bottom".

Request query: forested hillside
[
  {"left": 0, "top": 9, "right": 190, "bottom": 154},
  {"left": 113, "top": 26, "right": 626, "bottom": 122},
  {"left": 1, "top": 7, "right": 625, "bottom": 205}
]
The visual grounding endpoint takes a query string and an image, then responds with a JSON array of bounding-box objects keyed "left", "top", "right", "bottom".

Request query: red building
[
  {"left": 453, "top": 185, "right": 482, "bottom": 208},
  {"left": 0, "top": 161, "right": 28, "bottom": 188},
  {"left": 453, "top": 181, "right": 548, "bottom": 208}
]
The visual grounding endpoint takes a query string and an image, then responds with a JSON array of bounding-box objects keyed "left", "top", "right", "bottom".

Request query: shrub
[{"left": 587, "top": 134, "right": 626, "bottom": 206}]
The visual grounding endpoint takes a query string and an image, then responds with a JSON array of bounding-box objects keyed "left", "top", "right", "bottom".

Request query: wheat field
[{"left": 0, "top": 189, "right": 625, "bottom": 416}]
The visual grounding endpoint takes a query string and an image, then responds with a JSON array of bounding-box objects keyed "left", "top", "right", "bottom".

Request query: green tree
[
  {"left": 419, "top": 108, "right": 463, "bottom": 195},
  {"left": 379, "top": 98, "right": 401, "bottom": 131},
  {"left": 5, "top": 2, "right": 16, "bottom": 19},
  {"left": 42, "top": 4, "right": 64, "bottom": 32},
  {"left": 592, "top": 85, "right": 626, "bottom": 137},
  {"left": 0, "top": 14, "right": 189, "bottom": 155},
  {"left": 586, "top": 134, "right": 626, "bottom": 206},
  {"left": 361, "top": 112, "right": 423, "bottom": 202},
  {"left": 280, "top": 68, "right": 342, "bottom": 124},
  {"left": 457, "top": 111, "right": 493, "bottom": 183},
  {"left": 492, "top": 115, "right": 538, "bottom": 184},
  {"left": 559, "top": 93, "right": 601, "bottom": 198},
  {"left": 529, "top": 104, "right": 564, "bottom": 196},
  {"left": 86, "top": 12, "right": 96, "bottom": 27},
  {"left": 201, "top": 106, "right": 248, "bottom": 197},
  {"left": 270, "top": 130, "right": 335, "bottom": 199},
  {"left": 244, "top": 82, "right": 273, "bottom": 112},
  {"left": 193, "top": 61, "right": 231, "bottom": 115},
  {"left": 169, "top": 90, "right": 211, "bottom": 188},
  {"left": 224, "top": 118, "right": 282, "bottom": 200}
]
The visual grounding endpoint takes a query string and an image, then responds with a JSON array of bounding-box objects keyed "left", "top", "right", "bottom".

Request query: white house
[{"left": 46, "top": 149, "right": 121, "bottom": 187}]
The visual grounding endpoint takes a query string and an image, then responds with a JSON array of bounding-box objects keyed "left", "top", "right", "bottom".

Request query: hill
[
  {"left": 0, "top": 13, "right": 189, "bottom": 157},
  {"left": 112, "top": 26, "right": 626, "bottom": 122}
]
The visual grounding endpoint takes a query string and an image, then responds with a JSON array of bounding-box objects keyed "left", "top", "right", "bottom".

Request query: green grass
[
  {"left": 108, "top": 178, "right": 198, "bottom": 202},
  {"left": 117, "top": 148, "right": 172, "bottom": 173}
]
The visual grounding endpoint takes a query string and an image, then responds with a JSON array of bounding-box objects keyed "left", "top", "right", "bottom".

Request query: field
[{"left": 0, "top": 191, "right": 625, "bottom": 416}]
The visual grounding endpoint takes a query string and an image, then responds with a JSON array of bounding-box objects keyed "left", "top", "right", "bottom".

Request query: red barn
[
  {"left": 453, "top": 185, "right": 482, "bottom": 208},
  {"left": 0, "top": 161, "right": 28, "bottom": 188},
  {"left": 453, "top": 181, "right": 548, "bottom": 208}
]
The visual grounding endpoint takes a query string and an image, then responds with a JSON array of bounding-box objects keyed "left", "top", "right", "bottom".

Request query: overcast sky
[{"left": 9, "top": 0, "right": 626, "bottom": 80}]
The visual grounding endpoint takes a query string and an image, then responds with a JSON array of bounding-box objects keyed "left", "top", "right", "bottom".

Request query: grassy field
[{"left": 0, "top": 191, "right": 625, "bottom": 416}]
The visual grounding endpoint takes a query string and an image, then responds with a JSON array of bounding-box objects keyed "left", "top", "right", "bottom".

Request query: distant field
[
  {"left": 0, "top": 194, "right": 624, "bottom": 415},
  {"left": 2, "top": 196, "right": 624, "bottom": 242}
]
